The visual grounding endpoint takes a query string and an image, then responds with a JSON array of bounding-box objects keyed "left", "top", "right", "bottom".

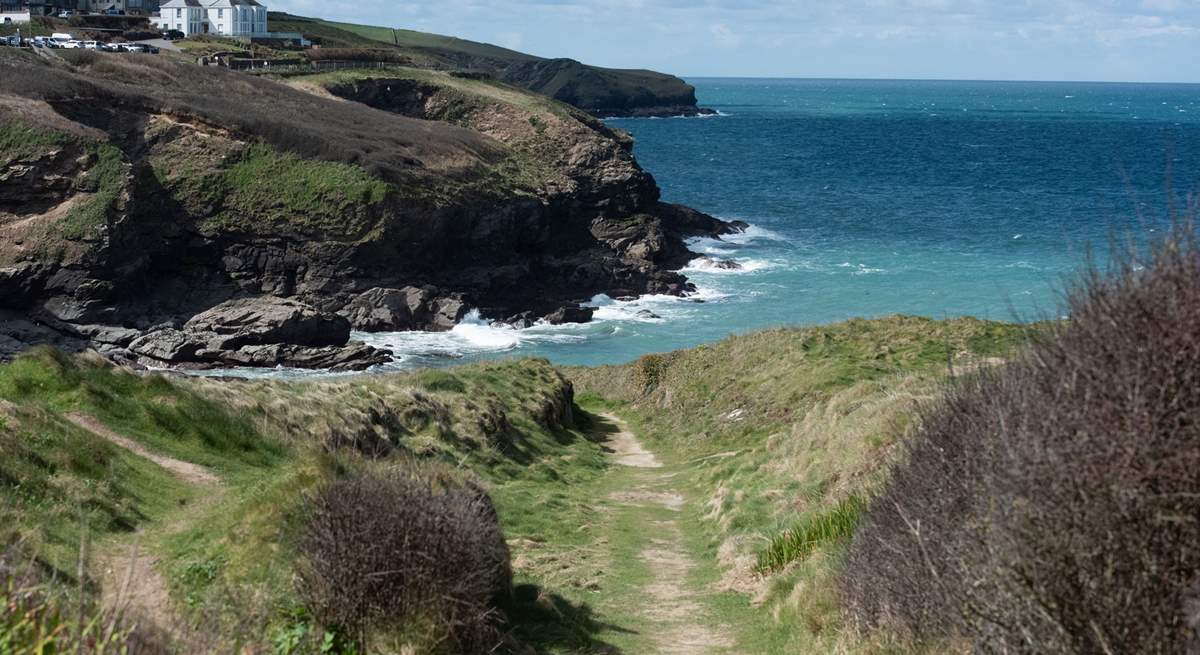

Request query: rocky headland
[{"left": 0, "top": 49, "right": 742, "bottom": 370}]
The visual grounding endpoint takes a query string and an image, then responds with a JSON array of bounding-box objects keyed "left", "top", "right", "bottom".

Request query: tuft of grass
[
  {"left": 194, "top": 143, "right": 392, "bottom": 239},
  {"left": 755, "top": 495, "right": 866, "bottom": 574},
  {"left": 61, "top": 143, "right": 127, "bottom": 242},
  {"left": 0, "top": 120, "right": 69, "bottom": 164},
  {"left": 412, "top": 370, "right": 467, "bottom": 394}
]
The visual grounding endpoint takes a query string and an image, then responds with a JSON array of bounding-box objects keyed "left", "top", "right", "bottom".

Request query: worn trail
[
  {"left": 67, "top": 413, "right": 224, "bottom": 639},
  {"left": 597, "top": 413, "right": 739, "bottom": 655}
]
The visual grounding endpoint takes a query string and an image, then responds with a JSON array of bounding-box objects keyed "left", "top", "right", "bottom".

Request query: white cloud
[
  {"left": 710, "top": 23, "right": 741, "bottom": 48},
  {"left": 266, "top": 0, "right": 1200, "bottom": 81}
]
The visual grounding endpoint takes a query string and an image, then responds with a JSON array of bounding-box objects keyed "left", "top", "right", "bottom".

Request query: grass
[
  {"left": 0, "top": 120, "right": 69, "bottom": 164},
  {"left": 755, "top": 495, "right": 866, "bottom": 574},
  {"left": 61, "top": 143, "right": 126, "bottom": 241},
  {"left": 568, "top": 315, "right": 1032, "bottom": 651},
  {"left": 0, "top": 316, "right": 1035, "bottom": 652},
  {"left": 268, "top": 12, "right": 535, "bottom": 63},
  {"left": 0, "top": 348, "right": 621, "bottom": 651},
  {"left": 195, "top": 144, "right": 393, "bottom": 238},
  {"left": 265, "top": 12, "right": 698, "bottom": 115}
]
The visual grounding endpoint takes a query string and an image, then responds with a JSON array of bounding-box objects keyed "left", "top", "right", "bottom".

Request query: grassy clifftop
[{"left": 268, "top": 12, "right": 707, "bottom": 117}]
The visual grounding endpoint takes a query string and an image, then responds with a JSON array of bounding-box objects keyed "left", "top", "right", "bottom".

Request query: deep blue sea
[{"left": 243, "top": 79, "right": 1200, "bottom": 377}]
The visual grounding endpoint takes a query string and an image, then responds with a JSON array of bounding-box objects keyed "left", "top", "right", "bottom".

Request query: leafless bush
[
  {"left": 844, "top": 219, "right": 1200, "bottom": 653},
  {"left": 296, "top": 464, "right": 511, "bottom": 653}
]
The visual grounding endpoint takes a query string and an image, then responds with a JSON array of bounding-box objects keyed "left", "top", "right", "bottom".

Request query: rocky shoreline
[{"left": 0, "top": 50, "right": 742, "bottom": 372}]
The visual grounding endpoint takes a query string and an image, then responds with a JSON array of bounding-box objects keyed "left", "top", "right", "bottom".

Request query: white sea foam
[
  {"left": 682, "top": 257, "right": 776, "bottom": 274},
  {"left": 723, "top": 224, "right": 788, "bottom": 244},
  {"left": 839, "top": 262, "right": 888, "bottom": 275}
]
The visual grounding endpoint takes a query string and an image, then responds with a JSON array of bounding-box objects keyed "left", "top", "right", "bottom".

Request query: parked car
[
  {"left": 80, "top": 40, "right": 100, "bottom": 50},
  {"left": 164, "top": 29, "right": 184, "bottom": 40},
  {"left": 31, "top": 36, "right": 49, "bottom": 48},
  {"left": 57, "top": 10, "right": 72, "bottom": 19},
  {"left": 60, "top": 40, "right": 81, "bottom": 49}
]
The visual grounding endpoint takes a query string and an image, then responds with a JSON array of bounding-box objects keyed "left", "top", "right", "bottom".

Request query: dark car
[{"left": 164, "top": 29, "right": 184, "bottom": 40}]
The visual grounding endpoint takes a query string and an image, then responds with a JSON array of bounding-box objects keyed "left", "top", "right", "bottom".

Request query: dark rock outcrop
[
  {"left": 338, "top": 286, "right": 469, "bottom": 333},
  {"left": 543, "top": 305, "right": 595, "bottom": 325},
  {"left": 496, "top": 58, "right": 714, "bottom": 118},
  {"left": 185, "top": 297, "right": 350, "bottom": 349},
  {"left": 124, "top": 297, "right": 390, "bottom": 371},
  {"left": 0, "top": 52, "right": 744, "bottom": 370}
]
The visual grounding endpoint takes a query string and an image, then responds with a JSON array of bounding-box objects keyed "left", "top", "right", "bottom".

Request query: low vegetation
[
  {"left": 265, "top": 12, "right": 701, "bottom": 116},
  {"left": 570, "top": 316, "right": 1031, "bottom": 652},
  {"left": 298, "top": 466, "right": 510, "bottom": 652},
  {"left": 844, "top": 224, "right": 1200, "bottom": 652},
  {"left": 0, "top": 351, "right": 605, "bottom": 653}
]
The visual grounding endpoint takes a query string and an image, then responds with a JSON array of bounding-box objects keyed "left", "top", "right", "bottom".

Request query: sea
[{"left": 233, "top": 78, "right": 1200, "bottom": 378}]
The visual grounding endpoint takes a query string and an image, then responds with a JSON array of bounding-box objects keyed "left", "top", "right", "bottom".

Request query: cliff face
[
  {"left": 268, "top": 13, "right": 715, "bottom": 118},
  {"left": 0, "top": 50, "right": 739, "bottom": 370}
]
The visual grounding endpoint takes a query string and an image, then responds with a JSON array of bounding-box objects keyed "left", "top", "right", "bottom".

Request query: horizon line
[{"left": 673, "top": 75, "right": 1200, "bottom": 86}]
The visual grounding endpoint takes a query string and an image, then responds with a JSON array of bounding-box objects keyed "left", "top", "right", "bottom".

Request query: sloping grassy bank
[
  {"left": 568, "top": 315, "right": 1031, "bottom": 652},
  {"left": 0, "top": 349, "right": 612, "bottom": 653},
  {"left": 0, "top": 315, "right": 1033, "bottom": 653}
]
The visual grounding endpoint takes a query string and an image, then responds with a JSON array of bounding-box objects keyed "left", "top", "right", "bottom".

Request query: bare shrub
[
  {"left": 296, "top": 464, "right": 511, "bottom": 653},
  {"left": 844, "top": 219, "right": 1200, "bottom": 653}
]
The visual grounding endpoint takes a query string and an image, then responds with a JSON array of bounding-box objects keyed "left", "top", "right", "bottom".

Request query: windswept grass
[
  {"left": 0, "top": 119, "right": 69, "bottom": 164},
  {"left": 197, "top": 144, "right": 393, "bottom": 238},
  {"left": 569, "top": 315, "right": 1031, "bottom": 652},
  {"left": 61, "top": 143, "right": 126, "bottom": 241},
  {"left": 755, "top": 495, "right": 866, "bottom": 574}
]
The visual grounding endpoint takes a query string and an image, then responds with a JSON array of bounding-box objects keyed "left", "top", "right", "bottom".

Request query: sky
[{"left": 270, "top": 1, "right": 1200, "bottom": 83}]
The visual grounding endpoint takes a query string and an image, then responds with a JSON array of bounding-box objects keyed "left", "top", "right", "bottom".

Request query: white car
[
  {"left": 81, "top": 40, "right": 100, "bottom": 50},
  {"left": 60, "top": 40, "right": 82, "bottom": 49}
]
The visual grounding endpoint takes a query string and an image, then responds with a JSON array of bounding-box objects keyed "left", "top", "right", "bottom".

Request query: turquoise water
[{"left": 253, "top": 79, "right": 1200, "bottom": 376}]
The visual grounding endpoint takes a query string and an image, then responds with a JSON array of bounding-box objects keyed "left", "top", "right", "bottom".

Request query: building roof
[{"left": 159, "top": 0, "right": 203, "bottom": 7}]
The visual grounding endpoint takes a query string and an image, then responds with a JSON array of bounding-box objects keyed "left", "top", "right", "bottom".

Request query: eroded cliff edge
[{"left": 0, "top": 50, "right": 741, "bottom": 370}]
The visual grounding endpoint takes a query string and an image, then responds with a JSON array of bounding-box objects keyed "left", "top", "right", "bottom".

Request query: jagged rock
[
  {"left": 278, "top": 342, "right": 392, "bottom": 371},
  {"left": 71, "top": 324, "right": 142, "bottom": 347},
  {"left": 543, "top": 305, "right": 595, "bottom": 325},
  {"left": 185, "top": 297, "right": 350, "bottom": 349},
  {"left": 694, "top": 256, "right": 743, "bottom": 270},
  {"left": 339, "top": 287, "right": 420, "bottom": 331},
  {"left": 129, "top": 329, "right": 202, "bottom": 363},
  {"left": 636, "top": 310, "right": 662, "bottom": 320},
  {"left": 0, "top": 54, "right": 738, "bottom": 369},
  {"left": 502, "top": 311, "right": 539, "bottom": 329},
  {"left": 428, "top": 296, "right": 469, "bottom": 331},
  {"left": 339, "top": 287, "right": 469, "bottom": 332}
]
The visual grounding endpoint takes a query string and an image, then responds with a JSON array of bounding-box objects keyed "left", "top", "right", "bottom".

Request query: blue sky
[{"left": 271, "top": 1, "right": 1200, "bottom": 82}]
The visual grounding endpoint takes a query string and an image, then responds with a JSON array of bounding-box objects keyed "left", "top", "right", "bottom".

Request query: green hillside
[{"left": 267, "top": 12, "right": 706, "bottom": 116}]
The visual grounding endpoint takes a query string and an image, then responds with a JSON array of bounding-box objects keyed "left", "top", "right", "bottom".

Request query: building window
[
  {"left": 217, "top": 8, "right": 222, "bottom": 17},
  {"left": 175, "top": 7, "right": 180, "bottom": 17}
]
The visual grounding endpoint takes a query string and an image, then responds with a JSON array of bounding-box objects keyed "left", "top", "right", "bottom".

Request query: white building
[
  {"left": 204, "top": 0, "right": 265, "bottom": 36},
  {"left": 154, "top": 0, "right": 264, "bottom": 37}
]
